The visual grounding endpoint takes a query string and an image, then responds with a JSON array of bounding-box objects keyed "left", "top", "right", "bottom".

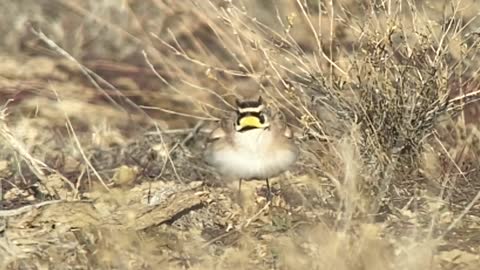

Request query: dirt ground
[{"left": 0, "top": 1, "right": 480, "bottom": 269}]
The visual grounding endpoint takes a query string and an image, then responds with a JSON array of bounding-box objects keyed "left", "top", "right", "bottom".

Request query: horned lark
[{"left": 203, "top": 96, "right": 299, "bottom": 200}]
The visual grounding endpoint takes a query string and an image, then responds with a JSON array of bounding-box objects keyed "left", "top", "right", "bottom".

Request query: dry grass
[{"left": 0, "top": 0, "right": 480, "bottom": 269}]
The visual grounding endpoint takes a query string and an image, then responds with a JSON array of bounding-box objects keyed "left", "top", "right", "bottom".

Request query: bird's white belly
[{"left": 210, "top": 129, "right": 297, "bottom": 180}]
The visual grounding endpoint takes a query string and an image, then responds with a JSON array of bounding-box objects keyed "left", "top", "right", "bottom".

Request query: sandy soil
[{"left": 0, "top": 1, "right": 480, "bottom": 269}]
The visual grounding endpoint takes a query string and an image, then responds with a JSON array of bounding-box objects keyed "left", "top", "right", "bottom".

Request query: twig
[
  {"left": 0, "top": 110, "right": 50, "bottom": 184},
  {"left": 49, "top": 86, "right": 110, "bottom": 192},
  {"left": 0, "top": 200, "right": 63, "bottom": 217},
  {"left": 180, "top": 120, "right": 205, "bottom": 147},
  {"left": 449, "top": 88, "right": 480, "bottom": 104},
  {"left": 144, "top": 128, "right": 211, "bottom": 135},
  {"left": 140, "top": 105, "right": 219, "bottom": 121},
  {"left": 433, "top": 132, "right": 480, "bottom": 238},
  {"left": 143, "top": 51, "right": 228, "bottom": 116},
  {"left": 31, "top": 28, "right": 152, "bottom": 122}
]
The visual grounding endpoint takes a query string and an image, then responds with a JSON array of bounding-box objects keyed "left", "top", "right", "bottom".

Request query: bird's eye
[{"left": 259, "top": 113, "right": 265, "bottom": 124}]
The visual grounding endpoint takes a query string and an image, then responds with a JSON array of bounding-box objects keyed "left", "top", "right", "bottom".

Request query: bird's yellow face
[
  {"left": 239, "top": 115, "right": 263, "bottom": 128},
  {"left": 236, "top": 114, "right": 270, "bottom": 131}
]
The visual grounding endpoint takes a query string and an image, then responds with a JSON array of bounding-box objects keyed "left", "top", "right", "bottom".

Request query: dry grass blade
[{"left": 0, "top": 0, "right": 479, "bottom": 269}]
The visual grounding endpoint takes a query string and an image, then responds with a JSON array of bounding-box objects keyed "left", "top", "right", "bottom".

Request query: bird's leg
[
  {"left": 237, "top": 178, "right": 243, "bottom": 205},
  {"left": 265, "top": 178, "right": 272, "bottom": 202},
  {"left": 238, "top": 178, "right": 243, "bottom": 195}
]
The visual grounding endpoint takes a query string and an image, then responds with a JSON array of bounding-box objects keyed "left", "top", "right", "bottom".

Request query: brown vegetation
[{"left": 0, "top": 0, "right": 480, "bottom": 269}]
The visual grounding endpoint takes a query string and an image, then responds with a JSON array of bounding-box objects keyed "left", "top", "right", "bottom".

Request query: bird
[{"left": 203, "top": 95, "right": 299, "bottom": 201}]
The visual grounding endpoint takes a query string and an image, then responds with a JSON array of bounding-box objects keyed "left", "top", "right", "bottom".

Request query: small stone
[{"left": 113, "top": 165, "right": 138, "bottom": 186}]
